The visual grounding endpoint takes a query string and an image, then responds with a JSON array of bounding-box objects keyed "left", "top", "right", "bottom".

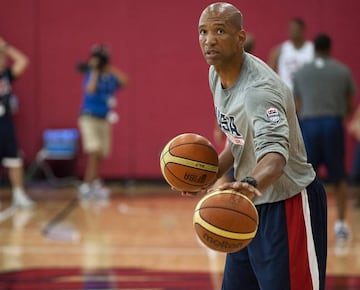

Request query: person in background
[
  {"left": 243, "top": 33, "right": 255, "bottom": 54},
  {"left": 78, "top": 45, "right": 129, "bottom": 198},
  {"left": 268, "top": 18, "right": 314, "bottom": 92},
  {"left": 0, "top": 37, "right": 34, "bottom": 208},
  {"left": 347, "top": 105, "right": 360, "bottom": 207},
  {"left": 293, "top": 33, "right": 356, "bottom": 241}
]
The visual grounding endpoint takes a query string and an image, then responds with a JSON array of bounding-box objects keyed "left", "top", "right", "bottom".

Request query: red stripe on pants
[{"left": 285, "top": 192, "right": 313, "bottom": 290}]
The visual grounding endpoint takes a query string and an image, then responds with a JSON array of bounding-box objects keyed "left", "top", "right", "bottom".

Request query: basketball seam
[
  {"left": 161, "top": 149, "right": 216, "bottom": 191},
  {"left": 168, "top": 143, "right": 218, "bottom": 166},
  {"left": 165, "top": 162, "right": 217, "bottom": 173},
  {"left": 195, "top": 206, "right": 258, "bottom": 224},
  {"left": 160, "top": 155, "right": 175, "bottom": 188},
  {"left": 195, "top": 221, "right": 257, "bottom": 236},
  {"left": 195, "top": 223, "right": 249, "bottom": 241},
  {"left": 164, "top": 164, "right": 204, "bottom": 189},
  {"left": 193, "top": 211, "right": 257, "bottom": 240},
  {"left": 195, "top": 191, "right": 258, "bottom": 219},
  {"left": 195, "top": 211, "right": 257, "bottom": 234}
]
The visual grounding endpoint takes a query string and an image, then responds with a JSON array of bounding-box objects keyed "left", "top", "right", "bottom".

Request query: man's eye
[
  {"left": 217, "top": 29, "right": 225, "bottom": 34},
  {"left": 199, "top": 29, "right": 207, "bottom": 35}
]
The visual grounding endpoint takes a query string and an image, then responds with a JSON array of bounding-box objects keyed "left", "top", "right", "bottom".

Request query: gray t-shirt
[
  {"left": 293, "top": 57, "right": 357, "bottom": 119},
  {"left": 210, "top": 53, "right": 316, "bottom": 205}
]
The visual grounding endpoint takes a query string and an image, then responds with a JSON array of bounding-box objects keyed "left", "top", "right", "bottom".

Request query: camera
[
  {"left": 91, "top": 45, "right": 109, "bottom": 69},
  {"left": 76, "top": 44, "right": 110, "bottom": 73}
]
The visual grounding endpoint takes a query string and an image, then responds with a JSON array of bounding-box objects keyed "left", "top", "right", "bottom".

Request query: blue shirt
[{"left": 80, "top": 71, "right": 120, "bottom": 118}]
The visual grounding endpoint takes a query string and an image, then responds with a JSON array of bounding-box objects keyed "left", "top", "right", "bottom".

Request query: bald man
[{"left": 194, "top": 3, "right": 327, "bottom": 290}]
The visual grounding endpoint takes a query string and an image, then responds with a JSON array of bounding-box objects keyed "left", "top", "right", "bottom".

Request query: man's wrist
[{"left": 240, "top": 176, "right": 258, "bottom": 188}]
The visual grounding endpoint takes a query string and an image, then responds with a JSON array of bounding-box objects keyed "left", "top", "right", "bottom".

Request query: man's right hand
[{"left": 217, "top": 181, "right": 262, "bottom": 201}]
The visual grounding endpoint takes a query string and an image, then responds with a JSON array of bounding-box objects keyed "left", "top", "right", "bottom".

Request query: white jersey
[{"left": 278, "top": 40, "right": 314, "bottom": 91}]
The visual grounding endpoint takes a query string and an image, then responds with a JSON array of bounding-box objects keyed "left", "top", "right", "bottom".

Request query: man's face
[
  {"left": 198, "top": 13, "right": 242, "bottom": 67},
  {"left": 88, "top": 56, "right": 101, "bottom": 69},
  {"left": 289, "top": 21, "right": 304, "bottom": 42}
]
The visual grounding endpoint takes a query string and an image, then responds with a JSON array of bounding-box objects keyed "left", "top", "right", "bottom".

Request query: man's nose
[{"left": 205, "top": 32, "right": 217, "bottom": 45}]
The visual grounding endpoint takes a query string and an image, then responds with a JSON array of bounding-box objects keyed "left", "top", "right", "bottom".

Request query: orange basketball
[
  {"left": 160, "top": 133, "right": 219, "bottom": 192},
  {"left": 193, "top": 189, "right": 258, "bottom": 253}
]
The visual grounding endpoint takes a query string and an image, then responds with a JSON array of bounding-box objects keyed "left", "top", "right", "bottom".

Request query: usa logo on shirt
[
  {"left": 216, "top": 108, "right": 245, "bottom": 145},
  {"left": 266, "top": 107, "right": 280, "bottom": 123}
]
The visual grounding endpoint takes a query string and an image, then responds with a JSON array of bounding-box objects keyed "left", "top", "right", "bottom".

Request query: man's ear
[{"left": 238, "top": 30, "right": 247, "bottom": 48}]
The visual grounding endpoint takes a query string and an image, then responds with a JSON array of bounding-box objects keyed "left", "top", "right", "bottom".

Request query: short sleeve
[{"left": 345, "top": 68, "right": 357, "bottom": 97}]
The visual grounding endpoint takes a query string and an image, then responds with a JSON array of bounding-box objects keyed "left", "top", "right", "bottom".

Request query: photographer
[{"left": 78, "top": 45, "right": 128, "bottom": 198}]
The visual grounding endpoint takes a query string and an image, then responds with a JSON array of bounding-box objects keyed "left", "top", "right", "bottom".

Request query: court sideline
[{"left": 0, "top": 182, "right": 359, "bottom": 289}]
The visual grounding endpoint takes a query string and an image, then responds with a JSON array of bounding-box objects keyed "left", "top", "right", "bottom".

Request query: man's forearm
[{"left": 7, "top": 45, "right": 29, "bottom": 77}]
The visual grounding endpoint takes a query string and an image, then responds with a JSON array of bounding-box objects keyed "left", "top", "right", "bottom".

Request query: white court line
[
  {"left": 0, "top": 205, "right": 17, "bottom": 223},
  {"left": 117, "top": 203, "right": 191, "bottom": 216},
  {"left": 0, "top": 245, "right": 208, "bottom": 256}
]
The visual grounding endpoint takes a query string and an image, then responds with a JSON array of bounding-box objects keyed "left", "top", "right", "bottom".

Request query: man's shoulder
[
  {"left": 208, "top": 65, "right": 220, "bottom": 93},
  {"left": 303, "top": 40, "right": 314, "bottom": 47},
  {"left": 280, "top": 40, "right": 314, "bottom": 53},
  {"left": 209, "top": 65, "right": 219, "bottom": 81},
  {"left": 294, "top": 61, "right": 314, "bottom": 75},
  {"left": 282, "top": 40, "right": 292, "bottom": 46},
  {"left": 328, "top": 59, "right": 351, "bottom": 72}
]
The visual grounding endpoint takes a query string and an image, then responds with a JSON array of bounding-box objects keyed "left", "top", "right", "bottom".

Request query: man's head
[
  {"left": 314, "top": 33, "right": 331, "bottom": 55},
  {"left": 288, "top": 18, "right": 306, "bottom": 43},
  {"left": 198, "top": 2, "right": 246, "bottom": 67},
  {"left": 89, "top": 44, "right": 110, "bottom": 70}
]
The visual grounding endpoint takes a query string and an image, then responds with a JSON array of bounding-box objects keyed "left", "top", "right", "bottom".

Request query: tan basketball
[
  {"left": 193, "top": 189, "right": 259, "bottom": 253},
  {"left": 160, "top": 133, "right": 219, "bottom": 192}
]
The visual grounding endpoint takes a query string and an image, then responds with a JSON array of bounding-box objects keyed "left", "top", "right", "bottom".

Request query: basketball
[
  {"left": 193, "top": 189, "right": 258, "bottom": 253},
  {"left": 160, "top": 133, "right": 219, "bottom": 192}
]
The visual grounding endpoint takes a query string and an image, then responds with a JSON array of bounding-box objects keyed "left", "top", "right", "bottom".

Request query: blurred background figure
[
  {"left": 293, "top": 33, "right": 357, "bottom": 241},
  {"left": 77, "top": 44, "right": 129, "bottom": 199},
  {"left": 0, "top": 37, "right": 34, "bottom": 208},
  {"left": 348, "top": 105, "right": 360, "bottom": 207},
  {"left": 268, "top": 18, "right": 314, "bottom": 92},
  {"left": 243, "top": 33, "right": 255, "bottom": 55}
]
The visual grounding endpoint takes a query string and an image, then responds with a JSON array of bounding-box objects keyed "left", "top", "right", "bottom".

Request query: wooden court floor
[{"left": 0, "top": 181, "right": 359, "bottom": 289}]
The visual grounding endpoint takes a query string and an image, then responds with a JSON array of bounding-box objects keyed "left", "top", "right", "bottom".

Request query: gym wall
[{"left": 1, "top": 0, "right": 359, "bottom": 179}]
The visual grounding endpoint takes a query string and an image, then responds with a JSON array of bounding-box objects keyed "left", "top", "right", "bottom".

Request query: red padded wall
[{"left": 1, "top": 0, "right": 359, "bottom": 178}]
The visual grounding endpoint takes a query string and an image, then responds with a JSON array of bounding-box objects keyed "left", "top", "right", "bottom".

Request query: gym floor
[{"left": 0, "top": 181, "right": 359, "bottom": 289}]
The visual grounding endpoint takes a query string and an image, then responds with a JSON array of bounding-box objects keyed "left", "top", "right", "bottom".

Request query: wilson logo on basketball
[{"left": 184, "top": 173, "right": 207, "bottom": 183}]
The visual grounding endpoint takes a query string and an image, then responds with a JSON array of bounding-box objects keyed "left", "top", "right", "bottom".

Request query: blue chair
[{"left": 27, "top": 129, "right": 80, "bottom": 186}]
